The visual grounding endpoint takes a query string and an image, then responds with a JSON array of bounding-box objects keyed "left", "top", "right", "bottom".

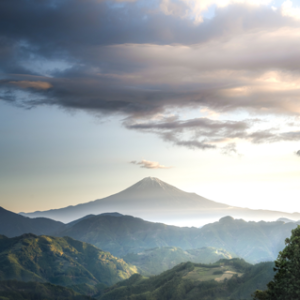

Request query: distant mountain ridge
[
  {"left": 1, "top": 205, "right": 299, "bottom": 264},
  {"left": 277, "top": 217, "right": 300, "bottom": 223},
  {"left": 56, "top": 213, "right": 298, "bottom": 264},
  {"left": 20, "top": 177, "right": 300, "bottom": 226},
  {"left": 0, "top": 206, "right": 64, "bottom": 237}
]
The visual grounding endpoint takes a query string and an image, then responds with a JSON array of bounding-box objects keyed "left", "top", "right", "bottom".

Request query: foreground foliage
[{"left": 253, "top": 226, "right": 300, "bottom": 300}]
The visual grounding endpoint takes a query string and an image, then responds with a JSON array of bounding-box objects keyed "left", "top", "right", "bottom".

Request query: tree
[{"left": 253, "top": 225, "right": 300, "bottom": 300}]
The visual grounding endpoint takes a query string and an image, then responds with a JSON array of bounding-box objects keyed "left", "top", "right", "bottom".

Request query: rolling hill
[
  {"left": 20, "top": 177, "right": 300, "bottom": 226},
  {"left": 98, "top": 259, "right": 275, "bottom": 300},
  {"left": 122, "top": 246, "right": 236, "bottom": 275},
  {"left": 0, "top": 234, "right": 138, "bottom": 287}
]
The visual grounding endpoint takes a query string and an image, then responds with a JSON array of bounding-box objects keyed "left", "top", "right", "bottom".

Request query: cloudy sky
[{"left": 1, "top": 0, "right": 300, "bottom": 215}]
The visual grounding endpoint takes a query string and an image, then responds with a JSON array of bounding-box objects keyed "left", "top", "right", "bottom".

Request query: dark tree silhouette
[{"left": 253, "top": 226, "right": 300, "bottom": 300}]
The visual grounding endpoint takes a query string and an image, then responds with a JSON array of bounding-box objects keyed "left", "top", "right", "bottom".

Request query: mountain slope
[
  {"left": 56, "top": 214, "right": 200, "bottom": 257},
  {"left": 98, "top": 259, "right": 275, "bottom": 300},
  {"left": 0, "top": 206, "right": 64, "bottom": 237},
  {"left": 20, "top": 177, "right": 300, "bottom": 226},
  {"left": 21, "top": 177, "right": 229, "bottom": 224},
  {"left": 0, "top": 234, "right": 138, "bottom": 287},
  {"left": 56, "top": 214, "right": 298, "bottom": 263}
]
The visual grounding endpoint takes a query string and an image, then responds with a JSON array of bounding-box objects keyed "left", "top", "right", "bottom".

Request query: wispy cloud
[
  {"left": 130, "top": 160, "right": 172, "bottom": 169},
  {"left": 221, "top": 143, "right": 241, "bottom": 156},
  {"left": 9, "top": 81, "right": 52, "bottom": 90},
  {"left": 124, "top": 116, "right": 300, "bottom": 153}
]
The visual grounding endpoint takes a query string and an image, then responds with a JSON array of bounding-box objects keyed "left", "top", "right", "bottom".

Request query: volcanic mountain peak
[
  {"left": 18, "top": 177, "right": 229, "bottom": 223},
  {"left": 18, "top": 177, "right": 300, "bottom": 226},
  {"left": 129, "top": 176, "right": 168, "bottom": 187},
  {"left": 142, "top": 176, "right": 160, "bottom": 182},
  {"left": 122, "top": 176, "right": 182, "bottom": 194}
]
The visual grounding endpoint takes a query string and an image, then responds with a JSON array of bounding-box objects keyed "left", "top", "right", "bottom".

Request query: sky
[{"left": 1, "top": 0, "right": 300, "bottom": 215}]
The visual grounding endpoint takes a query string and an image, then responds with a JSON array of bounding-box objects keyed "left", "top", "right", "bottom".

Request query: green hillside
[
  {"left": 123, "top": 246, "right": 235, "bottom": 275},
  {"left": 58, "top": 214, "right": 297, "bottom": 263},
  {"left": 98, "top": 259, "right": 275, "bottom": 300},
  {"left": 0, "top": 280, "right": 93, "bottom": 300},
  {"left": 0, "top": 234, "right": 138, "bottom": 287}
]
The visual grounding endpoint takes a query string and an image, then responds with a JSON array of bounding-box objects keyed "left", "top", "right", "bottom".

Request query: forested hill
[
  {"left": 122, "top": 246, "right": 236, "bottom": 275},
  {"left": 0, "top": 234, "right": 137, "bottom": 287},
  {"left": 98, "top": 259, "right": 275, "bottom": 300}
]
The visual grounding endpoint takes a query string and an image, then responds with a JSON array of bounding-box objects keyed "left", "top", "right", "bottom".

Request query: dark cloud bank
[{"left": 1, "top": 0, "right": 300, "bottom": 152}]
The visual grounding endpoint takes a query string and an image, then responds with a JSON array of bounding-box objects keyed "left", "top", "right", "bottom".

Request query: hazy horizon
[
  {"left": 15, "top": 176, "right": 299, "bottom": 215},
  {"left": 16, "top": 177, "right": 300, "bottom": 228}
]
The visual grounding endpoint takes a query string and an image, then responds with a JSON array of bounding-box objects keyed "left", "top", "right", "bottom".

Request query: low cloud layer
[
  {"left": 131, "top": 160, "right": 172, "bottom": 169},
  {"left": 125, "top": 116, "right": 300, "bottom": 152},
  {"left": 1, "top": 0, "right": 300, "bottom": 151}
]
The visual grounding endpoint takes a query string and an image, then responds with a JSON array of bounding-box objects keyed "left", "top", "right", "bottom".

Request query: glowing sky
[{"left": 1, "top": 0, "right": 300, "bottom": 214}]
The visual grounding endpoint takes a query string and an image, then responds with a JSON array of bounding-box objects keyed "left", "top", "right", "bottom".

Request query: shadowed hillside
[
  {"left": 57, "top": 214, "right": 200, "bottom": 257},
  {"left": 0, "top": 280, "right": 93, "bottom": 300},
  {"left": 0, "top": 207, "right": 64, "bottom": 238}
]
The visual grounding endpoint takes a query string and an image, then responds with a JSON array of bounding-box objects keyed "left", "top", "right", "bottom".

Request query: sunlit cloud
[
  {"left": 221, "top": 143, "right": 241, "bottom": 156},
  {"left": 125, "top": 115, "right": 300, "bottom": 153},
  {"left": 281, "top": 0, "right": 300, "bottom": 20},
  {"left": 130, "top": 159, "right": 172, "bottom": 169},
  {"left": 162, "top": 0, "right": 273, "bottom": 23},
  {"left": 9, "top": 81, "right": 52, "bottom": 90}
]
